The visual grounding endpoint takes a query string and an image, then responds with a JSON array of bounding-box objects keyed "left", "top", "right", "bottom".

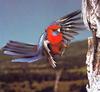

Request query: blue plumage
[{"left": 3, "top": 32, "right": 46, "bottom": 63}]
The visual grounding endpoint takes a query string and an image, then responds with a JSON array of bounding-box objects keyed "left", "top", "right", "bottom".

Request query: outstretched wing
[
  {"left": 2, "top": 32, "right": 46, "bottom": 63},
  {"left": 2, "top": 40, "right": 44, "bottom": 62},
  {"left": 2, "top": 40, "right": 38, "bottom": 58},
  {"left": 43, "top": 10, "right": 85, "bottom": 68},
  {"left": 56, "top": 10, "right": 85, "bottom": 44}
]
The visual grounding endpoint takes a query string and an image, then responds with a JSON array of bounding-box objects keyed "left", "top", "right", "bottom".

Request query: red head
[{"left": 47, "top": 24, "right": 61, "bottom": 31}]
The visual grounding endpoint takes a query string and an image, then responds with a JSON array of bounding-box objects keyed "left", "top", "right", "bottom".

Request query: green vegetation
[{"left": 0, "top": 40, "right": 88, "bottom": 92}]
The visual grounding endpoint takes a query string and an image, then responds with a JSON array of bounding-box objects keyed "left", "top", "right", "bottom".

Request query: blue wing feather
[
  {"left": 2, "top": 32, "right": 46, "bottom": 63},
  {"left": 12, "top": 53, "right": 43, "bottom": 63}
]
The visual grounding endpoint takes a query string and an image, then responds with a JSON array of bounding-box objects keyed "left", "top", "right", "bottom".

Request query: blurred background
[
  {"left": 0, "top": 0, "right": 91, "bottom": 92},
  {"left": 0, "top": 40, "right": 88, "bottom": 92}
]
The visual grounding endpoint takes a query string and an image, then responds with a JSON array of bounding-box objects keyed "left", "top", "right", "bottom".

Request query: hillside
[
  {"left": 0, "top": 40, "right": 88, "bottom": 66},
  {"left": 0, "top": 40, "right": 88, "bottom": 92}
]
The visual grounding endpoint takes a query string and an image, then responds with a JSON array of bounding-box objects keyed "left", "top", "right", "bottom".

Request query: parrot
[{"left": 2, "top": 10, "right": 85, "bottom": 68}]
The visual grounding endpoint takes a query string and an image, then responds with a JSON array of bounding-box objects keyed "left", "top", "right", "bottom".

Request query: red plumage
[{"left": 46, "top": 24, "right": 63, "bottom": 54}]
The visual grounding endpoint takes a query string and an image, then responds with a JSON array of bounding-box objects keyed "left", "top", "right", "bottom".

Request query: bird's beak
[{"left": 57, "top": 28, "right": 60, "bottom": 32}]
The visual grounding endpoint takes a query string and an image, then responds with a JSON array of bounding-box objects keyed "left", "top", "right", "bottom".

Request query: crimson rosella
[{"left": 2, "top": 10, "right": 84, "bottom": 68}]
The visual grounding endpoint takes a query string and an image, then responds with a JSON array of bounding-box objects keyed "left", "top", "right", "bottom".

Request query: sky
[{"left": 0, "top": 0, "right": 91, "bottom": 47}]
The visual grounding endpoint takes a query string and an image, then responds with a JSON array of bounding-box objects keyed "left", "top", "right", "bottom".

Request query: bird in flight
[{"left": 2, "top": 10, "right": 84, "bottom": 68}]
